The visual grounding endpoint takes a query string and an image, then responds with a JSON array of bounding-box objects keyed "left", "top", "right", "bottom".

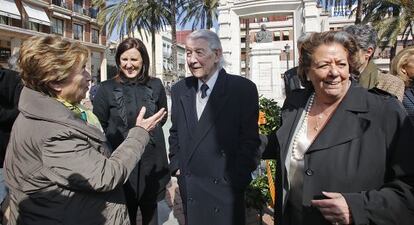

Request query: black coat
[
  {"left": 169, "top": 69, "right": 261, "bottom": 225},
  {"left": 402, "top": 86, "right": 414, "bottom": 125},
  {"left": 0, "top": 68, "right": 22, "bottom": 167},
  {"left": 93, "top": 77, "right": 170, "bottom": 203},
  {"left": 283, "top": 66, "right": 303, "bottom": 97},
  {"left": 263, "top": 83, "right": 414, "bottom": 225}
]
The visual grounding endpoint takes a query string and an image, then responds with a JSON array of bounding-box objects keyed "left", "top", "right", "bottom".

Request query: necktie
[{"left": 200, "top": 83, "right": 209, "bottom": 99}]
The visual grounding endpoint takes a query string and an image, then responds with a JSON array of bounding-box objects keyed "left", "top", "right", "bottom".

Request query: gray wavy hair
[
  {"left": 343, "top": 24, "right": 378, "bottom": 52},
  {"left": 186, "top": 29, "right": 224, "bottom": 67}
]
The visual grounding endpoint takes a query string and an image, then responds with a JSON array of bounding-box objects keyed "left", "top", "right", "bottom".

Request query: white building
[
  {"left": 138, "top": 28, "right": 187, "bottom": 83},
  {"left": 217, "top": 0, "right": 409, "bottom": 102},
  {"left": 218, "top": 0, "right": 329, "bottom": 103}
]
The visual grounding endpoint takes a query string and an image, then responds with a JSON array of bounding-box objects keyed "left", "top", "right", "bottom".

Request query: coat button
[
  {"left": 305, "top": 169, "right": 314, "bottom": 176},
  {"left": 214, "top": 207, "right": 219, "bottom": 213},
  {"left": 185, "top": 172, "right": 191, "bottom": 177},
  {"left": 188, "top": 197, "right": 193, "bottom": 202},
  {"left": 220, "top": 150, "right": 226, "bottom": 157},
  {"left": 213, "top": 179, "right": 219, "bottom": 184}
]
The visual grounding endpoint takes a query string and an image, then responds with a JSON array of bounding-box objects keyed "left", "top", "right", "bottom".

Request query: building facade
[
  {"left": 218, "top": 0, "right": 412, "bottom": 103},
  {"left": 0, "top": 0, "right": 107, "bottom": 81},
  {"left": 138, "top": 28, "right": 187, "bottom": 83}
]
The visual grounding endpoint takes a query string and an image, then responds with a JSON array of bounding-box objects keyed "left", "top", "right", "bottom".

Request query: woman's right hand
[{"left": 135, "top": 107, "right": 166, "bottom": 132}]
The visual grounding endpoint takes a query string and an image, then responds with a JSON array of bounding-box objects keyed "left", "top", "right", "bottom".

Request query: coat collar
[
  {"left": 278, "top": 81, "right": 370, "bottom": 155},
  {"left": 307, "top": 82, "right": 370, "bottom": 152},
  {"left": 19, "top": 87, "right": 106, "bottom": 141},
  {"left": 180, "top": 69, "right": 229, "bottom": 164}
]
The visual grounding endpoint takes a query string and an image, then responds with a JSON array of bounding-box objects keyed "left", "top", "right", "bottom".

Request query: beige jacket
[{"left": 4, "top": 87, "right": 149, "bottom": 225}]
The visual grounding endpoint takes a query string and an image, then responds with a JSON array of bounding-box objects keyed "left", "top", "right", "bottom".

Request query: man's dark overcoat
[{"left": 169, "top": 69, "right": 261, "bottom": 225}]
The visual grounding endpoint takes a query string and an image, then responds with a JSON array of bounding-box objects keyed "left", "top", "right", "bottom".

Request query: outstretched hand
[
  {"left": 135, "top": 107, "right": 166, "bottom": 132},
  {"left": 311, "top": 192, "right": 353, "bottom": 225}
]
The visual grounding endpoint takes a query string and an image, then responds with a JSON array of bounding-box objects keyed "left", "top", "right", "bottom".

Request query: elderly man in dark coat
[{"left": 169, "top": 30, "right": 261, "bottom": 225}]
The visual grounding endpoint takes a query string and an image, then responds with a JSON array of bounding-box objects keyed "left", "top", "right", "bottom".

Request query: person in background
[
  {"left": 262, "top": 31, "right": 414, "bottom": 225},
  {"left": 283, "top": 33, "right": 310, "bottom": 97},
  {"left": 169, "top": 29, "right": 260, "bottom": 225},
  {"left": 343, "top": 24, "right": 405, "bottom": 100},
  {"left": 89, "top": 76, "right": 100, "bottom": 103},
  {"left": 93, "top": 38, "right": 170, "bottom": 225},
  {"left": 0, "top": 56, "right": 22, "bottom": 224},
  {"left": 4, "top": 35, "right": 165, "bottom": 225},
  {"left": 391, "top": 46, "right": 414, "bottom": 124}
]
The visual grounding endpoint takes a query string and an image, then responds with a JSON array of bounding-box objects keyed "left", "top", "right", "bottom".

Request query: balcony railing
[{"left": 52, "top": 0, "right": 68, "bottom": 9}]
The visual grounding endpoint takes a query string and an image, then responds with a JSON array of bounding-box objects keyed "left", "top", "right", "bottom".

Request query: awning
[
  {"left": 0, "top": 0, "right": 21, "bottom": 20},
  {"left": 22, "top": 2, "right": 50, "bottom": 26}
]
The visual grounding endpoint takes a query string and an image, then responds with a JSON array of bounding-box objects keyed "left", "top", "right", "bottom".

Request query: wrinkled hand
[
  {"left": 311, "top": 192, "right": 353, "bottom": 225},
  {"left": 135, "top": 107, "right": 166, "bottom": 132}
]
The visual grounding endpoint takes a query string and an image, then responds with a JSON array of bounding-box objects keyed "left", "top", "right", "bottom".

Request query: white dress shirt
[{"left": 196, "top": 69, "right": 220, "bottom": 120}]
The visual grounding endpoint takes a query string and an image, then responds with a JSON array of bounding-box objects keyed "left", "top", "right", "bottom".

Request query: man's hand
[
  {"left": 135, "top": 107, "right": 166, "bottom": 132},
  {"left": 311, "top": 192, "right": 353, "bottom": 225}
]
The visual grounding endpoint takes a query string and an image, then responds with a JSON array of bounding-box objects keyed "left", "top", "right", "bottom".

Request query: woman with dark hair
[
  {"left": 262, "top": 31, "right": 414, "bottom": 225},
  {"left": 93, "top": 38, "right": 170, "bottom": 225}
]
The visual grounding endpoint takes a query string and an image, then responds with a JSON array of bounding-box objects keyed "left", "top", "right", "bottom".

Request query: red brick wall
[{"left": 84, "top": 23, "right": 90, "bottom": 42}]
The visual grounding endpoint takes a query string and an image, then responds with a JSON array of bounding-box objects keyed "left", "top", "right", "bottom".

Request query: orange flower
[{"left": 258, "top": 111, "right": 267, "bottom": 125}]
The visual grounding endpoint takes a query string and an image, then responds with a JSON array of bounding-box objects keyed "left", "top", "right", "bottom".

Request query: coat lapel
[
  {"left": 308, "top": 84, "right": 370, "bottom": 152},
  {"left": 277, "top": 90, "right": 310, "bottom": 163},
  {"left": 186, "top": 69, "right": 229, "bottom": 164},
  {"left": 180, "top": 77, "right": 198, "bottom": 138}
]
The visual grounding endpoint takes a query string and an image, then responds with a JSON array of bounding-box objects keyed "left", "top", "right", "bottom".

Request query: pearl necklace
[{"left": 291, "top": 93, "right": 315, "bottom": 161}]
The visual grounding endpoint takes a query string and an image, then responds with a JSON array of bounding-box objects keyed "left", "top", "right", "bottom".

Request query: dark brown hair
[
  {"left": 115, "top": 37, "right": 150, "bottom": 84},
  {"left": 298, "top": 31, "right": 360, "bottom": 90}
]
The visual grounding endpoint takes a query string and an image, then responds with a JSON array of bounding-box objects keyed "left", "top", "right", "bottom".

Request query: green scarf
[{"left": 55, "top": 98, "right": 103, "bottom": 132}]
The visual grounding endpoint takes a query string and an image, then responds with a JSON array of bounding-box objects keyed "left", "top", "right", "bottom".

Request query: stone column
[{"left": 249, "top": 42, "right": 284, "bottom": 104}]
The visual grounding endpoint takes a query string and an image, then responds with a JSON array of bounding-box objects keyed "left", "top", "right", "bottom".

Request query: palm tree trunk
[
  {"left": 151, "top": 27, "right": 157, "bottom": 76},
  {"left": 245, "top": 19, "right": 250, "bottom": 79},
  {"left": 355, "top": 0, "right": 363, "bottom": 24},
  {"left": 206, "top": 3, "right": 212, "bottom": 29},
  {"left": 170, "top": 0, "right": 178, "bottom": 80}
]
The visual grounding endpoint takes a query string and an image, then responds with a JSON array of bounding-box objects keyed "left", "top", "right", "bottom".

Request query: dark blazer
[
  {"left": 169, "top": 69, "right": 260, "bottom": 225},
  {"left": 402, "top": 86, "right": 414, "bottom": 125},
  {"left": 263, "top": 82, "right": 414, "bottom": 225},
  {"left": 93, "top": 77, "right": 170, "bottom": 203},
  {"left": 283, "top": 66, "right": 303, "bottom": 97},
  {"left": 0, "top": 68, "right": 22, "bottom": 167}
]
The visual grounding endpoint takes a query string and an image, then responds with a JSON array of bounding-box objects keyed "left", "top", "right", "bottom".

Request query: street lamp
[{"left": 284, "top": 43, "right": 291, "bottom": 71}]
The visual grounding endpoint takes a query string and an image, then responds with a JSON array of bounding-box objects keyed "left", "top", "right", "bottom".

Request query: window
[
  {"left": 73, "top": 0, "right": 83, "bottom": 14},
  {"left": 51, "top": 18, "right": 64, "bottom": 35},
  {"left": 29, "top": 22, "right": 40, "bottom": 32},
  {"left": 273, "top": 31, "right": 280, "bottom": 41},
  {"left": 92, "top": 28, "right": 99, "bottom": 44},
  {"left": 0, "top": 16, "right": 9, "bottom": 25},
  {"left": 282, "top": 31, "right": 290, "bottom": 41},
  {"left": 261, "top": 17, "right": 268, "bottom": 22},
  {"left": 73, "top": 23, "right": 83, "bottom": 41}
]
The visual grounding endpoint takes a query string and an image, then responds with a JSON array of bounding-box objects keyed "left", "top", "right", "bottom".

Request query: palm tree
[
  {"left": 362, "top": 0, "right": 414, "bottom": 60},
  {"left": 178, "top": 0, "right": 219, "bottom": 30},
  {"left": 94, "top": 0, "right": 170, "bottom": 75}
]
